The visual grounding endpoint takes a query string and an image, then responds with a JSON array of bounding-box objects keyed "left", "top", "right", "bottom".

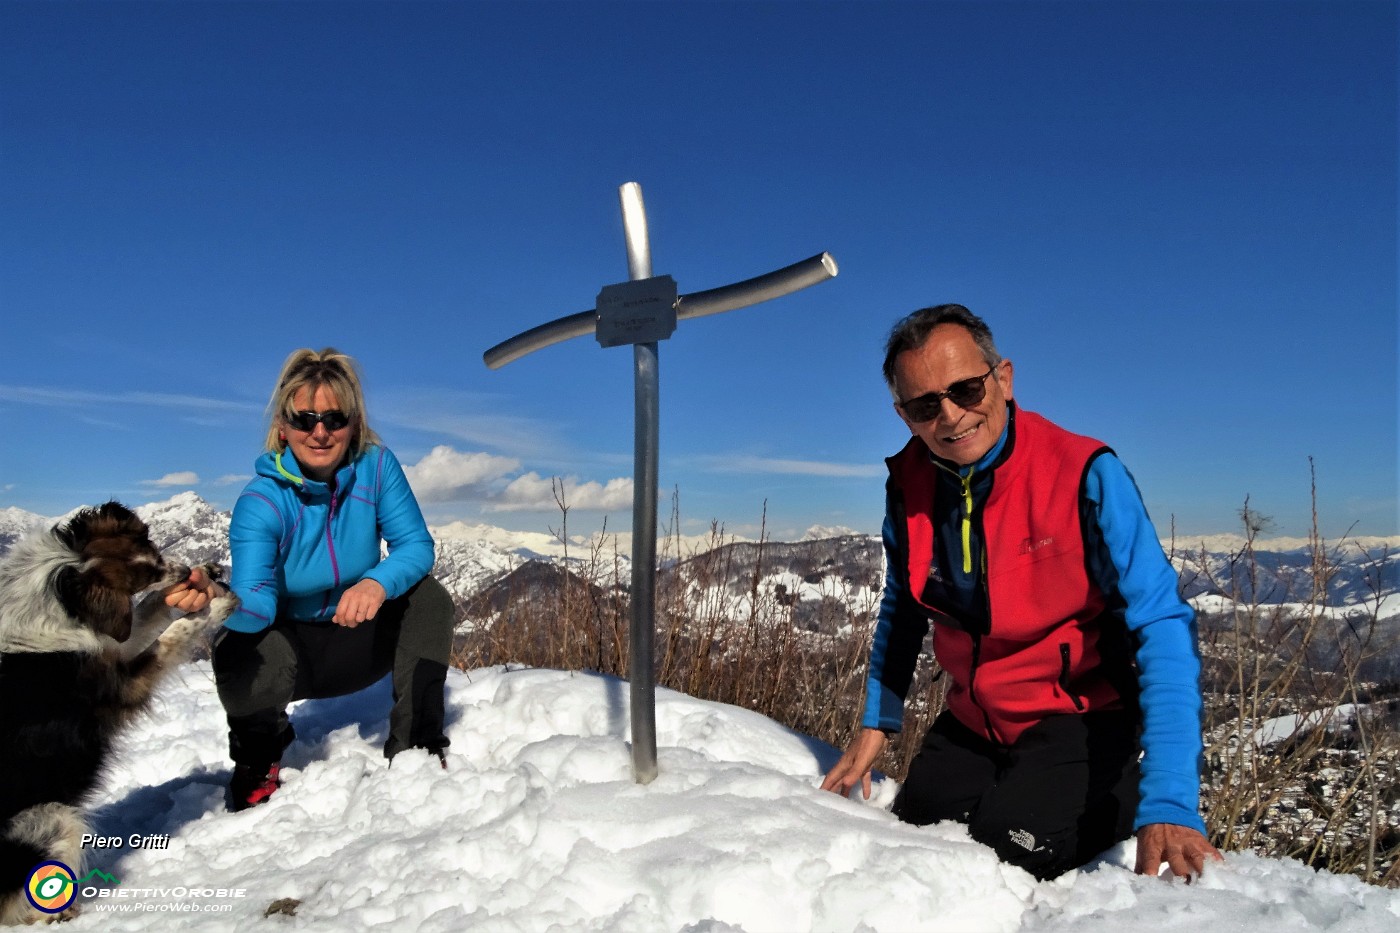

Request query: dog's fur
[{"left": 0, "top": 502, "right": 238, "bottom": 924}]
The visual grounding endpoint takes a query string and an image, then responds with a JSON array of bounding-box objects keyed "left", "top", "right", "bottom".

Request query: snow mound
[{"left": 59, "top": 665, "right": 1400, "bottom": 931}]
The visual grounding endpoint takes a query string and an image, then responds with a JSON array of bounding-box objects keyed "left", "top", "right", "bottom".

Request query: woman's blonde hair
[{"left": 264, "top": 348, "right": 384, "bottom": 455}]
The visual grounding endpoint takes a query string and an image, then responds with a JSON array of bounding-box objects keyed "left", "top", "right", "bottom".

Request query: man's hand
[
  {"left": 162, "top": 566, "right": 221, "bottom": 615},
  {"left": 1135, "top": 823, "right": 1223, "bottom": 880},
  {"left": 333, "top": 579, "right": 387, "bottom": 628},
  {"left": 820, "top": 727, "right": 889, "bottom": 800}
]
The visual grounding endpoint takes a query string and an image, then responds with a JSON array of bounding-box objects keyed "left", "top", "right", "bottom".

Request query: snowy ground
[{"left": 33, "top": 664, "right": 1400, "bottom": 931}]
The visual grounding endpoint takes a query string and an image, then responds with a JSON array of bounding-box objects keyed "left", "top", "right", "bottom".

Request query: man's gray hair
[{"left": 882, "top": 304, "right": 1001, "bottom": 391}]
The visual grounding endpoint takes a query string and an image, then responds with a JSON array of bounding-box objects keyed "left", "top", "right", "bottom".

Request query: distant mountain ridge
[
  {"left": 1, "top": 493, "right": 1395, "bottom": 620},
  {"left": 0, "top": 493, "right": 542, "bottom": 610}
]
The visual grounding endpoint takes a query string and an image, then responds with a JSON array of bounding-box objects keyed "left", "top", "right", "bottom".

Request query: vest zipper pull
[{"left": 960, "top": 469, "right": 975, "bottom": 575}]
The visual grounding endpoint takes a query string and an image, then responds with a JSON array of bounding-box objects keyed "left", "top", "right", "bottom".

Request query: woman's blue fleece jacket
[{"left": 223, "top": 445, "right": 435, "bottom": 633}]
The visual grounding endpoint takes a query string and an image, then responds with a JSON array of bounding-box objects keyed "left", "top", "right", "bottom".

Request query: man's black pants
[
  {"left": 892, "top": 709, "right": 1140, "bottom": 879},
  {"left": 212, "top": 576, "right": 454, "bottom": 766}
]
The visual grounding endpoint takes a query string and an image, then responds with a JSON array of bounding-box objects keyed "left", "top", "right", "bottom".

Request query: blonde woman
[{"left": 209, "top": 348, "right": 452, "bottom": 810}]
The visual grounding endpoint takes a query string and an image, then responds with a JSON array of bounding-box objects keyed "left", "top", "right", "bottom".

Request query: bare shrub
[{"left": 1190, "top": 467, "right": 1399, "bottom": 886}]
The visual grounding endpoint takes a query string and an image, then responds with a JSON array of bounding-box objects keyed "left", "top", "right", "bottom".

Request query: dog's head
[{"left": 50, "top": 501, "right": 186, "bottom": 642}]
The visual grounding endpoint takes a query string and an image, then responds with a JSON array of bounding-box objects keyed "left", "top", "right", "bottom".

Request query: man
[{"left": 821, "top": 304, "right": 1221, "bottom": 881}]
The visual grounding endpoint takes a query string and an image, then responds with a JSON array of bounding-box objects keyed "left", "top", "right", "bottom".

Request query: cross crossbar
[{"left": 483, "top": 252, "right": 839, "bottom": 369}]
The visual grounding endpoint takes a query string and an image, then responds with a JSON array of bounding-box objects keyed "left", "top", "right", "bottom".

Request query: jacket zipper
[
  {"left": 958, "top": 469, "right": 975, "bottom": 574},
  {"left": 319, "top": 486, "right": 342, "bottom": 617},
  {"left": 1058, "top": 643, "right": 1086, "bottom": 711},
  {"left": 933, "top": 460, "right": 978, "bottom": 576},
  {"left": 967, "top": 633, "right": 999, "bottom": 742},
  {"left": 968, "top": 471, "right": 1001, "bottom": 743}
]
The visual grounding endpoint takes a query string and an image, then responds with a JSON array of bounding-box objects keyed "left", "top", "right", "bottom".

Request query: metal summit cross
[{"left": 483, "top": 182, "right": 838, "bottom": 783}]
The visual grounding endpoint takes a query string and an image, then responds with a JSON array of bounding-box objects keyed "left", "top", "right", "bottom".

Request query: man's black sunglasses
[
  {"left": 898, "top": 365, "right": 998, "bottom": 423},
  {"left": 286, "top": 409, "right": 351, "bottom": 432}
]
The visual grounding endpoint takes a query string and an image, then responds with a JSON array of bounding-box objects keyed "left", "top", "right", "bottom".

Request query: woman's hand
[
  {"left": 162, "top": 566, "right": 222, "bottom": 615},
  {"left": 333, "top": 578, "right": 387, "bottom": 628}
]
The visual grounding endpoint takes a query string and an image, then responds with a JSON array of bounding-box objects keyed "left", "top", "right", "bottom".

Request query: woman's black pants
[{"left": 212, "top": 576, "right": 454, "bottom": 766}]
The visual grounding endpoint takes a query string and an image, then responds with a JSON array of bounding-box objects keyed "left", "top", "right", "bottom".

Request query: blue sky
[{"left": 1, "top": 0, "right": 1395, "bottom": 543}]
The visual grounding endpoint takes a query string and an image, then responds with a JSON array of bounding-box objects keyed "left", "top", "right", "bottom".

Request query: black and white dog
[{"left": 0, "top": 501, "right": 237, "bottom": 924}]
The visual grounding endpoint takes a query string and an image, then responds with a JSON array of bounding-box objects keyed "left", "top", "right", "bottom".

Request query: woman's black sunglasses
[
  {"left": 897, "top": 365, "right": 998, "bottom": 423},
  {"left": 286, "top": 409, "right": 351, "bottom": 432}
]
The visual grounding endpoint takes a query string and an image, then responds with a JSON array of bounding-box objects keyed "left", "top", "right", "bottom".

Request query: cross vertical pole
[
  {"left": 482, "top": 182, "right": 838, "bottom": 786},
  {"left": 620, "top": 182, "right": 659, "bottom": 784}
]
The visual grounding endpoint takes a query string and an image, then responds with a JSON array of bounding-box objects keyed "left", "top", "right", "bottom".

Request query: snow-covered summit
[
  {"left": 134, "top": 492, "right": 232, "bottom": 567},
  {"left": 803, "top": 523, "right": 863, "bottom": 541},
  {"left": 431, "top": 519, "right": 574, "bottom": 560},
  {"left": 0, "top": 505, "right": 49, "bottom": 552}
]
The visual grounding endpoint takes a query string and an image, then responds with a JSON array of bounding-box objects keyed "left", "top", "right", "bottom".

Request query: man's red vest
[{"left": 889, "top": 408, "right": 1127, "bottom": 745}]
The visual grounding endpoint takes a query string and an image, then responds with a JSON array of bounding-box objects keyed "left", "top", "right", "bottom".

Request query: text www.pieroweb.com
[
  {"left": 93, "top": 901, "right": 235, "bottom": 914},
  {"left": 85, "top": 886, "right": 246, "bottom": 914}
]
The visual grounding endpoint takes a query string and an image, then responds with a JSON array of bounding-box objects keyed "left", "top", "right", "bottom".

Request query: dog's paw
[
  {"left": 157, "top": 614, "right": 204, "bottom": 650},
  {"left": 206, "top": 590, "right": 241, "bottom": 624},
  {"left": 196, "top": 563, "right": 226, "bottom": 583}
]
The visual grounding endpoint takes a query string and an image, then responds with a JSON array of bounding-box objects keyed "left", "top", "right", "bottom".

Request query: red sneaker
[{"left": 230, "top": 762, "right": 281, "bottom": 811}]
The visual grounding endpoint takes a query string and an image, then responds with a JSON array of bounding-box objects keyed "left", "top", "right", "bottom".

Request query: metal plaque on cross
[{"left": 595, "top": 276, "right": 678, "bottom": 348}]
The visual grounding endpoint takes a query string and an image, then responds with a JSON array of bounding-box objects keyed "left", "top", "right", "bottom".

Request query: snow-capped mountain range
[
  {"left": 2, "top": 493, "right": 1396, "bottom": 622},
  {"left": 0, "top": 493, "right": 552, "bottom": 606},
  {"left": 1168, "top": 533, "right": 1399, "bottom": 611}
]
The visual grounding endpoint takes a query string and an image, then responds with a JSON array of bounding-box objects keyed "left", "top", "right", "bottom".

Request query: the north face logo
[
  {"left": 1017, "top": 536, "right": 1054, "bottom": 555},
  {"left": 1008, "top": 828, "right": 1037, "bottom": 851}
]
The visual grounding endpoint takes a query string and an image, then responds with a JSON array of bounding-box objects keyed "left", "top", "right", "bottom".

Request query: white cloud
[
  {"left": 489, "top": 472, "right": 633, "bottom": 513},
  {"left": 374, "top": 388, "right": 563, "bottom": 460},
  {"left": 403, "top": 445, "right": 521, "bottom": 503},
  {"left": 400, "top": 445, "right": 630, "bottom": 514},
  {"left": 142, "top": 471, "right": 200, "bottom": 488},
  {"left": 213, "top": 474, "right": 248, "bottom": 486},
  {"left": 0, "top": 385, "right": 257, "bottom": 412},
  {"left": 700, "top": 455, "right": 884, "bottom": 479}
]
